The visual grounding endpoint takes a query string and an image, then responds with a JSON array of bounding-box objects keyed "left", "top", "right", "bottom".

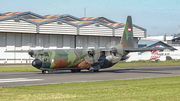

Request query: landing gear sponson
[{"left": 71, "top": 69, "right": 81, "bottom": 73}]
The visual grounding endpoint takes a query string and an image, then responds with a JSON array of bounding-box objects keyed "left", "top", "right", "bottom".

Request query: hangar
[{"left": 0, "top": 11, "right": 146, "bottom": 64}]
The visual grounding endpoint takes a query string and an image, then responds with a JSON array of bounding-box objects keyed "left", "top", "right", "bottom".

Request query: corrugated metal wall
[
  {"left": 76, "top": 36, "right": 88, "bottom": 48},
  {"left": 39, "top": 22, "right": 77, "bottom": 35},
  {"left": 63, "top": 35, "right": 75, "bottom": 48},
  {"left": 22, "top": 34, "right": 36, "bottom": 46},
  {"left": 43, "top": 35, "right": 49, "bottom": 48},
  {"left": 114, "top": 26, "right": 145, "bottom": 38},
  {"left": 75, "top": 36, "right": 121, "bottom": 48},
  {"left": 99, "top": 36, "right": 111, "bottom": 47},
  {"left": 133, "top": 27, "right": 145, "bottom": 37},
  {"left": 57, "top": 35, "right": 63, "bottom": 48},
  {"left": 0, "top": 33, "right": 6, "bottom": 47},
  {"left": 79, "top": 23, "right": 113, "bottom": 36},
  {"left": 115, "top": 27, "right": 124, "bottom": 37},
  {"left": 0, "top": 20, "right": 37, "bottom": 33}
]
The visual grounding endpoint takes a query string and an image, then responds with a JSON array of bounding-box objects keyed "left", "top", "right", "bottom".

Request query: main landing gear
[
  {"left": 71, "top": 69, "right": 81, "bottom": 73},
  {"left": 88, "top": 67, "right": 99, "bottom": 73},
  {"left": 89, "top": 69, "right": 99, "bottom": 73}
]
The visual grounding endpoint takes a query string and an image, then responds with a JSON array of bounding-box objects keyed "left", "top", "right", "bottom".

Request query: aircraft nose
[{"left": 32, "top": 59, "right": 42, "bottom": 69}]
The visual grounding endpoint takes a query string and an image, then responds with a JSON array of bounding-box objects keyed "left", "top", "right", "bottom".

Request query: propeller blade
[
  {"left": 83, "top": 42, "right": 100, "bottom": 64},
  {"left": 105, "top": 41, "right": 123, "bottom": 63}
]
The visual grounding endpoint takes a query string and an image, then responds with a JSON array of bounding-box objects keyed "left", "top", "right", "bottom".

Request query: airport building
[
  {"left": 126, "top": 35, "right": 180, "bottom": 62},
  {"left": 0, "top": 11, "right": 146, "bottom": 64}
]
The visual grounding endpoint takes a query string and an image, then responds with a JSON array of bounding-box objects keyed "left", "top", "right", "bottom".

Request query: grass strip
[
  {"left": 0, "top": 66, "right": 40, "bottom": 72},
  {"left": 1, "top": 76, "right": 180, "bottom": 101},
  {"left": 113, "top": 59, "right": 180, "bottom": 68}
]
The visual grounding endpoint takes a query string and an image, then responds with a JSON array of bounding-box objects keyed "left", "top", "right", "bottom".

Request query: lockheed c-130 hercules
[{"left": 6, "top": 16, "right": 166, "bottom": 74}]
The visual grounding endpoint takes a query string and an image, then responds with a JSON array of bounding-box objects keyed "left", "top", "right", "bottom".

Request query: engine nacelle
[{"left": 106, "top": 44, "right": 123, "bottom": 63}]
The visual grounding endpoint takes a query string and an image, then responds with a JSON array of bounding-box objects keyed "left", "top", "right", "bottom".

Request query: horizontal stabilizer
[{"left": 123, "top": 47, "right": 172, "bottom": 52}]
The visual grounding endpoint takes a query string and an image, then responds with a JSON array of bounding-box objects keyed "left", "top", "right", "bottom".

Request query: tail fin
[{"left": 120, "top": 16, "right": 134, "bottom": 48}]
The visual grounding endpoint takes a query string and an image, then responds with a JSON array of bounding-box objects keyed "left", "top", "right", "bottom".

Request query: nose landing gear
[{"left": 42, "top": 70, "right": 52, "bottom": 74}]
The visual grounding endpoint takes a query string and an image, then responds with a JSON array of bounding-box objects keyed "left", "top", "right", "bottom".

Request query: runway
[{"left": 0, "top": 66, "right": 180, "bottom": 88}]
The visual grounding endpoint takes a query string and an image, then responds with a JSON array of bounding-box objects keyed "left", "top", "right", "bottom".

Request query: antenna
[{"left": 84, "top": 8, "right": 86, "bottom": 17}]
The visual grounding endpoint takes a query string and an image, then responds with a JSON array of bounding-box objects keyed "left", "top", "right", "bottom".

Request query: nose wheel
[{"left": 42, "top": 70, "right": 49, "bottom": 74}]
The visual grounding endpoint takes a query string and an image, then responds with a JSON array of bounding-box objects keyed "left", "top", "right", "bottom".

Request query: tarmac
[{"left": 0, "top": 66, "right": 180, "bottom": 88}]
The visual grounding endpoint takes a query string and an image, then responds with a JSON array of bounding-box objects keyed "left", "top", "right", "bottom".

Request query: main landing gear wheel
[
  {"left": 42, "top": 70, "right": 49, "bottom": 74},
  {"left": 89, "top": 69, "right": 94, "bottom": 73},
  {"left": 89, "top": 68, "right": 99, "bottom": 73},
  {"left": 71, "top": 70, "right": 81, "bottom": 73}
]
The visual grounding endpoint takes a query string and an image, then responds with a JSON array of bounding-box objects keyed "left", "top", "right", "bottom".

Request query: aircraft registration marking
[{"left": 0, "top": 78, "right": 43, "bottom": 83}]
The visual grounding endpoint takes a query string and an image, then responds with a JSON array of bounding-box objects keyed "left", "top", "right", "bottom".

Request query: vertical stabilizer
[{"left": 120, "top": 16, "right": 134, "bottom": 48}]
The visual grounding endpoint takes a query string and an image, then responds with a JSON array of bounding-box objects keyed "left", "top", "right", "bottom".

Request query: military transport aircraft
[{"left": 6, "top": 16, "right": 166, "bottom": 74}]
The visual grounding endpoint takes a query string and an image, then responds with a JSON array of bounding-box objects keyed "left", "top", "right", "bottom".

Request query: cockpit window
[
  {"left": 44, "top": 52, "right": 49, "bottom": 57},
  {"left": 38, "top": 54, "right": 44, "bottom": 56},
  {"left": 37, "top": 52, "right": 49, "bottom": 57}
]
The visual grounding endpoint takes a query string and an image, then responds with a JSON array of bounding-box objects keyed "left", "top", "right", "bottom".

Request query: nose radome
[{"left": 32, "top": 59, "right": 42, "bottom": 69}]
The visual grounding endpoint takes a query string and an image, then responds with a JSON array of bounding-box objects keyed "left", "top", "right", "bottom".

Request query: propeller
[
  {"left": 25, "top": 43, "right": 38, "bottom": 58},
  {"left": 83, "top": 42, "right": 100, "bottom": 64},
  {"left": 105, "top": 41, "right": 123, "bottom": 63}
]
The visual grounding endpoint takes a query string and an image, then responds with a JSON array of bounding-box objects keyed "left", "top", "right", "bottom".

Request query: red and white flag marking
[{"left": 128, "top": 27, "right": 131, "bottom": 31}]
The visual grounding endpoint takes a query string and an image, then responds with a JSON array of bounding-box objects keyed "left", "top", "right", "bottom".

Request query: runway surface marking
[{"left": 0, "top": 78, "right": 43, "bottom": 83}]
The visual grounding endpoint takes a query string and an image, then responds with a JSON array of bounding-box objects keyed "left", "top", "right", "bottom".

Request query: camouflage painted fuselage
[
  {"left": 35, "top": 49, "right": 92, "bottom": 70},
  {"left": 34, "top": 49, "right": 113, "bottom": 70},
  {"left": 33, "top": 47, "right": 120, "bottom": 70}
]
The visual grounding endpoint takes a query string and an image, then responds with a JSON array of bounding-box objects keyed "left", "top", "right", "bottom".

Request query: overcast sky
[{"left": 1, "top": 0, "right": 180, "bottom": 36}]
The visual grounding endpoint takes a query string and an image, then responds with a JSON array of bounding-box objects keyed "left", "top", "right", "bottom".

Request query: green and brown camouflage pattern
[
  {"left": 36, "top": 49, "right": 91, "bottom": 69},
  {"left": 120, "top": 16, "right": 134, "bottom": 48}
]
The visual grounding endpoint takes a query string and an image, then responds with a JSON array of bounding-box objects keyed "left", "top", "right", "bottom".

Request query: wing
[
  {"left": 5, "top": 50, "right": 29, "bottom": 52},
  {"left": 5, "top": 49, "right": 42, "bottom": 57}
]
